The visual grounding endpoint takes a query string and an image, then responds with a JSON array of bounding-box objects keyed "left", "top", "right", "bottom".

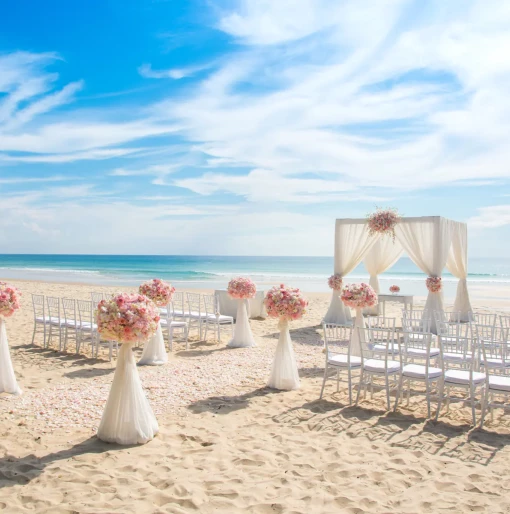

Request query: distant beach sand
[{"left": 0, "top": 279, "right": 509, "bottom": 513}]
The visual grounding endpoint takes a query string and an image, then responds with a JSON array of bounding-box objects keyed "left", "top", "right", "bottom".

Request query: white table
[
  {"left": 214, "top": 290, "right": 267, "bottom": 319},
  {"left": 378, "top": 294, "right": 413, "bottom": 317}
]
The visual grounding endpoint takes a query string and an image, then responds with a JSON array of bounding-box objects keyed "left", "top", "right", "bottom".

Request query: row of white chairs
[{"left": 321, "top": 321, "right": 510, "bottom": 426}]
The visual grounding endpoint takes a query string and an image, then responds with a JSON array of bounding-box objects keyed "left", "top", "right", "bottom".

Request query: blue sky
[{"left": 0, "top": 0, "right": 509, "bottom": 256}]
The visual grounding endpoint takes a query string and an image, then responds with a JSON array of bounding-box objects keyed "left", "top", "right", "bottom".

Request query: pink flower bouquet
[
  {"left": 96, "top": 293, "right": 160, "bottom": 343},
  {"left": 139, "top": 278, "right": 175, "bottom": 307},
  {"left": 264, "top": 284, "right": 308, "bottom": 321},
  {"left": 0, "top": 282, "right": 21, "bottom": 318},
  {"left": 227, "top": 277, "right": 257, "bottom": 299},
  {"left": 328, "top": 274, "right": 343, "bottom": 291},
  {"left": 341, "top": 283, "right": 378, "bottom": 309},
  {"left": 367, "top": 207, "right": 401, "bottom": 241},
  {"left": 389, "top": 285, "right": 400, "bottom": 294},
  {"left": 426, "top": 276, "right": 442, "bottom": 293}
]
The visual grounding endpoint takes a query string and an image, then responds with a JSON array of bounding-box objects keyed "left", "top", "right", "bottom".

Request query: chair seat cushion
[
  {"left": 36, "top": 316, "right": 57, "bottom": 323},
  {"left": 481, "top": 358, "right": 510, "bottom": 368},
  {"left": 406, "top": 347, "right": 440, "bottom": 357},
  {"left": 373, "top": 343, "right": 400, "bottom": 354},
  {"left": 327, "top": 354, "right": 361, "bottom": 368},
  {"left": 188, "top": 311, "right": 207, "bottom": 319},
  {"left": 160, "top": 318, "right": 187, "bottom": 328},
  {"left": 488, "top": 375, "right": 510, "bottom": 392},
  {"left": 442, "top": 352, "right": 468, "bottom": 362},
  {"left": 206, "top": 314, "right": 233, "bottom": 322},
  {"left": 403, "top": 364, "right": 443, "bottom": 379},
  {"left": 444, "top": 369, "right": 486, "bottom": 385},
  {"left": 364, "top": 358, "right": 401, "bottom": 373}
]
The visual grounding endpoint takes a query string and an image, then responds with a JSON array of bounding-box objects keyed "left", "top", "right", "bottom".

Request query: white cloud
[
  {"left": 138, "top": 63, "right": 214, "bottom": 80},
  {"left": 468, "top": 206, "right": 510, "bottom": 228}
]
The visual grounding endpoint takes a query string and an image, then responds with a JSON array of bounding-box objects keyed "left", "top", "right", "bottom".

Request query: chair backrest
[
  {"left": 360, "top": 327, "right": 401, "bottom": 365},
  {"left": 323, "top": 323, "right": 353, "bottom": 358},
  {"left": 499, "top": 315, "right": 510, "bottom": 334},
  {"left": 203, "top": 294, "right": 218, "bottom": 316},
  {"left": 46, "top": 296, "right": 60, "bottom": 320},
  {"left": 186, "top": 292, "right": 202, "bottom": 316},
  {"left": 436, "top": 319, "right": 471, "bottom": 338},
  {"left": 472, "top": 323, "right": 497, "bottom": 343},
  {"left": 171, "top": 291, "right": 185, "bottom": 314},
  {"left": 62, "top": 298, "right": 77, "bottom": 324},
  {"left": 76, "top": 299, "right": 93, "bottom": 325},
  {"left": 478, "top": 328, "right": 510, "bottom": 370},
  {"left": 434, "top": 310, "right": 462, "bottom": 326},
  {"left": 402, "top": 331, "right": 438, "bottom": 369},
  {"left": 366, "top": 316, "right": 396, "bottom": 330},
  {"left": 438, "top": 331, "right": 473, "bottom": 369},
  {"left": 402, "top": 308, "right": 430, "bottom": 320},
  {"left": 32, "top": 294, "right": 45, "bottom": 318},
  {"left": 471, "top": 313, "right": 497, "bottom": 326},
  {"left": 91, "top": 292, "right": 104, "bottom": 305},
  {"left": 402, "top": 316, "right": 431, "bottom": 334}
]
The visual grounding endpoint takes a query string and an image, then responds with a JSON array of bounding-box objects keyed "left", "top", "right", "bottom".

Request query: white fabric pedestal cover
[
  {"left": 138, "top": 322, "right": 168, "bottom": 366},
  {"left": 0, "top": 318, "right": 21, "bottom": 395},
  {"left": 267, "top": 320, "right": 300, "bottom": 391},
  {"left": 228, "top": 300, "right": 256, "bottom": 348},
  {"left": 98, "top": 341, "right": 159, "bottom": 445},
  {"left": 323, "top": 291, "right": 352, "bottom": 325},
  {"left": 349, "top": 308, "right": 364, "bottom": 357}
]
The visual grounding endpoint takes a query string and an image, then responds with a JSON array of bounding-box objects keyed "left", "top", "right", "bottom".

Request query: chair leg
[
  {"left": 320, "top": 365, "right": 328, "bottom": 399},
  {"left": 435, "top": 379, "right": 445, "bottom": 421},
  {"left": 356, "top": 369, "right": 364, "bottom": 405},
  {"left": 31, "top": 324, "right": 37, "bottom": 346},
  {"left": 385, "top": 375, "right": 391, "bottom": 411},
  {"left": 425, "top": 380, "right": 431, "bottom": 418},
  {"left": 394, "top": 373, "right": 403, "bottom": 411},
  {"left": 348, "top": 368, "right": 352, "bottom": 405},
  {"left": 185, "top": 326, "right": 189, "bottom": 350},
  {"left": 470, "top": 383, "right": 477, "bottom": 425},
  {"left": 480, "top": 387, "right": 489, "bottom": 427},
  {"left": 169, "top": 327, "right": 173, "bottom": 352}
]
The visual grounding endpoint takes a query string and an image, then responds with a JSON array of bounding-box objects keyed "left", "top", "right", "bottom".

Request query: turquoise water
[{"left": 0, "top": 254, "right": 508, "bottom": 296}]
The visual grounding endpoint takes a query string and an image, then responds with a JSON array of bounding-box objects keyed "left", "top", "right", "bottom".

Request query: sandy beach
[{"left": 1, "top": 279, "right": 510, "bottom": 513}]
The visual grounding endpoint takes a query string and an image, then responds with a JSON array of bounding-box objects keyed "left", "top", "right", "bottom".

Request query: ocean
[{"left": 0, "top": 254, "right": 508, "bottom": 298}]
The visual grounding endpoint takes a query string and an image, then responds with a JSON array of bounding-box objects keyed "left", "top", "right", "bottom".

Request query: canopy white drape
[
  {"left": 323, "top": 220, "right": 377, "bottom": 324},
  {"left": 446, "top": 222, "right": 473, "bottom": 321},
  {"left": 326, "top": 216, "right": 470, "bottom": 333},
  {"left": 363, "top": 238, "right": 403, "bottom": 315},
  {"left": 394, "top": 217, "right": 453, "bottom": 333}
]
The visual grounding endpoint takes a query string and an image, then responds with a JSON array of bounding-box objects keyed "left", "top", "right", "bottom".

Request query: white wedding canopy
[{"left": 323, "top": 216, "right": 472, "bottom": 332}]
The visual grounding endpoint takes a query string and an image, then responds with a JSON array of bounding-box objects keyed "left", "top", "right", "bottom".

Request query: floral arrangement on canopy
[
  {"left": 328, "top": 274, "right": 343, "bottom": 291},
  {"left": 367, "top": 207, "right": 401, "bottom": 241},
  {"left": 227, "top": 277, "right": 257, "bottom": 299},
  {"left": 341, "top": 283, "right": 378, "bottom": 309},
  {"left": 389, "top": 285, "right": 400, "bottom": 294},
  {"left": 0, "top": 282, "right": 21, "bottom": 318},
  {"left": 139, "top": 279, "right": 175, "bottom": 307},
  {"left": 264, "top": 284, "right": 308, "bottom": 321},
  {"left": 426, "top": 276, "right": 442, "bottom": 293},
  {"left": 96, "top": 293, "right": 160, "bottom": 343}
]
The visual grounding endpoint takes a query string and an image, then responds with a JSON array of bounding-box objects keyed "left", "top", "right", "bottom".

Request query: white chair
[
  {"left": 401, "top": 331, "right": 443, "bottom": 417},
  {"left": 471, "top": 313, "right": 497, "bottom": 327},
  {"left": 479, "top": 339, "right": 510, "bottom": 426},
  {"left": 91, "top": 292, "right": 104, "bottom": 305},
  {"left": 356, "top": 327, "right": 403, "bottom": 411},
  {"left": 436, "top": 321, "right": 471, "bottom": 369},
  {"left": 473, "top": 325, "right": 510, "bottom": 374},
  {"left": 160, "top": 301, "right": 189, "bottom": 351},
  {"left": 202, "top": 294, "right": 234, "bottom": 342},
  {"left": 402, "top": 308, "right": 430, "bottom": 321},
  {"left": 76, "top": 299, "right": 98, "bottom": 356},
  {"left": 186, "top": 292, "right": 208, "bottom": 339},
  {"left": 433, "top": 310, "right": 462, "bottom": 327},
  {"left": 31, "top": 294, "right": 50, "bottom": 347},
  {"left": 46, "top": 296, "right": 65, "bottom": 351},
  {"left": 62, "top": 298, "right": 79, "bottom": 352},
  {"left": 435, "top": 331, "right": 486, "bottom": 425},
  {"left": 500, "top": 315, "right": 510, "bottom": 334},
  {"left": 168, "top": 292, "right": 186, "bottom": 320},
  {"left": 366, "top": 316, "right": 396, "bottom": 330},
  {"left": 320, "top": 324, "right": 360, "bottom": 404}
]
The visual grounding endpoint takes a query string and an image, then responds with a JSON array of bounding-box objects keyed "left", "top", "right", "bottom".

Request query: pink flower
[
  {"left": 227, "top": 277, "right": 257, "bottom": 299},
  {"left": 341, "top": 283, "right": 378, "bottom": 309},
  {"left": 328, "top": 274, "right": 343, "bottom": 291},
  {"left": 426, "top": 276, "right": 442, "bottom": 293},
  {"left": 139, "top": 279, "right": 175, "bottom": 307},
  {"left": 264, "top": 284, "right": 308, "bottom": 322},
  {"left": 0, "top": 283, "right": 21, "bottom": 318}
]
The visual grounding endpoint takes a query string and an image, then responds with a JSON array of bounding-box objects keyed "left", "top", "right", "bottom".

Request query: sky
[{"left": 0, "top": 0, "right": 509, "bottom": 257}]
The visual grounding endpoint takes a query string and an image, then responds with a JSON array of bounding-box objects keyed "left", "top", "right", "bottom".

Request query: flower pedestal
[
  {"left": 98, "top": 341, "right": 159, "bottom": 445},
  {"left": 228, "top": 299, "right": 255, "bottom": 348},
  {"left": 138, "top": 321, "right": 168, "bottom": 366},
  {"left": 0, "top": 318, "right": 21, "bottom": 395},
  {"left": 267, "top": 320, "right": 300, "bottom": 391},
  {"left": 350, "top": 308, "right": 365, "bottom": 357}
]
